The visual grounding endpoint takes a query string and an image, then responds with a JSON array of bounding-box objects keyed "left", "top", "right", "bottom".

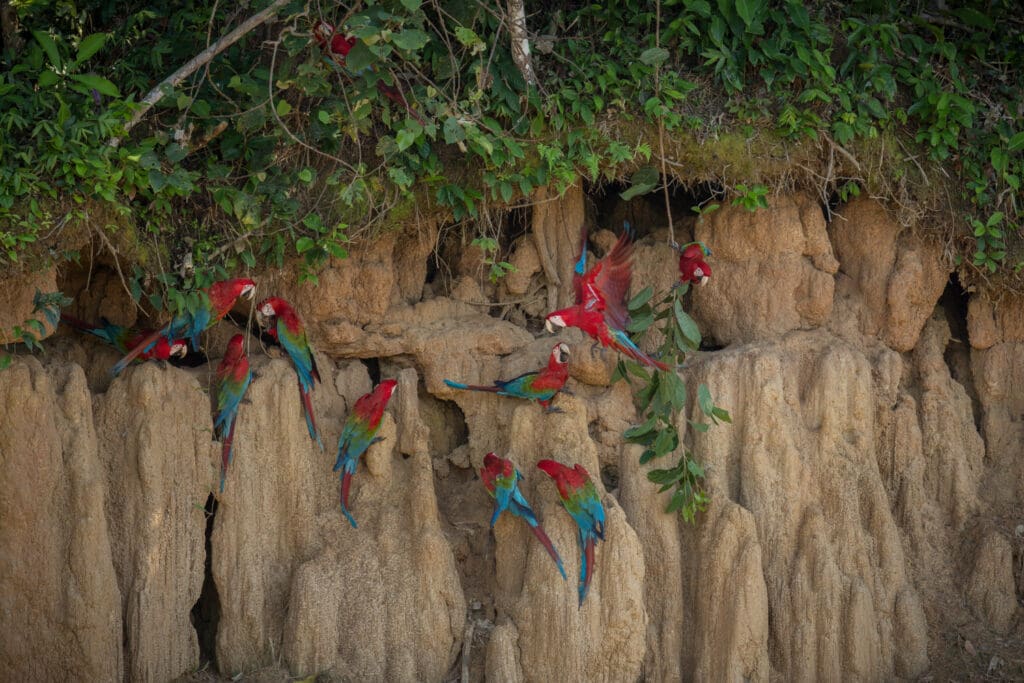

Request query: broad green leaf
[
  {"left": 639, "top": 47, "right": 670, "bottom": 67},
  {"left": 76, "top": 33, "right": 107, "bottom": 64},
  {"left": 295, "top": 237, "right": 315, "bottom": 254},
  {"left": 712, "top": 406, "right": 732, "bottom": 423},
  {"left": 0, "top": 354, "right": 11, "bottom": 370},
  {"left": 735, "top": 0, "right": 760, "bottom": 26},
  {"left": 318, "top": 110, "right": 331, "bottom": 124},
  {"left": 298, "top": 168, "right": 314, "bottom": 183},
  {"left": 674, "top": 299, "right": 702, "bottom": 348},
  {"left": 396, "top": 128, "right": 418, "bottom": 151},
  {"left": 345, "top": 40, "right": 377, "bottom": 73},
  {"left": 665, "top": 489, "right": 686, "bottom": 513},
  {"left": 400, "top": 0, "right": 422, "bottom": 9},
  {"left": 624, "top": 416, "right": 658, "bottom": 440},
  {"left": 32, "top": 30, "right": 62, "bottom": 70},
  {"left": 620, "top": 166, "right": 659, "bottom": 201},
  {"left": 628, "top": 285, "right": 654, "bottom": 310},
  {"left": 1008, "top": 132, "right": 1024, "bottom": 153},
  {"left": 647, "top": 467, "right": 682, "bottom": 485},
  {"left": 276, "top": 99, "right": 292, "bottom": 116},
  {"left": 37, "top": 70, "right": 59, "bottom": 87},
  {"left": 392, "top": 29, "right": 430, "bottom": 51},
  {"left": 697, "top": 383, "right": 714, "bottom": 416},
  {"left": 69, "top": 74, "right": 120, "bottom": 97},
  {"left": 686, "top": 458, "right": 705, "bottom": 478}
]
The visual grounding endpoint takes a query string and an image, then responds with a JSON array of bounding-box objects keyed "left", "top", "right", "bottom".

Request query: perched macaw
[
  {"left": 111, "top": 278, "right": 256, "bottom": 375},
  {"left": 312, "top": 20, "right": 424, "bottom": 125},
  {"left": 61, "top": 314, "right": 188, "bottom": 362},
  {"left": 481, "top": 453, "right": 566, "bottom": 579},
  {"left": 544, "top": 224, "right": 668, "bottom": 370},
  {"left": 537, "top": 459, "right": 607, "bottom": 607},
  {"left": 256, "top": 297, "right": 322, "bottom": 450},
  {"left": 675, "top": 242, "right": 712, "bottom": 287},
  {"left": 214, "top": 334, "right": 253, "bottom": 493},
  {"left": 444, "top": 342, "right": 571, "bottom": 412},
  {"left": 334, "top": 379, "right": 398, "bottom": 528}
]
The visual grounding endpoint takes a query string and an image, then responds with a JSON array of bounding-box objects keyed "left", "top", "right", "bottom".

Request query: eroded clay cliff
[{"left": 1, "top": 188, "right": 1021, "bottom": 682}]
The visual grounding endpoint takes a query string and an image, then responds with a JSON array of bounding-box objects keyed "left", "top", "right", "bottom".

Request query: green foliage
[
  {"left": 0, "top": 0, "right": 1022, "bottom": 283},
  {"left": 0, "top": 290, "right": 73, "bottom": 369},
  {"left": 613, "top": 283, "right": 731, "bottom": 522},
  {"left": 470, "top": 237, "right": 516, "bottom": 283}
]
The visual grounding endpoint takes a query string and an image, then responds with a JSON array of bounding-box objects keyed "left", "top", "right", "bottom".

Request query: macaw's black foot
[
  {"left": 241, "top": 398, "right": 253, "bottom": 405},
  {"left": 544, "top": 406, "right": 565, "bottom": 414},
  {"left": 560, "top": 387, "right": 575, "bottom": 397}
]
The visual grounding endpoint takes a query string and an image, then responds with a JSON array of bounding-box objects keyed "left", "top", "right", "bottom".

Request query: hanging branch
[
  {"left": 507, "top": 0, "right": 536, "bottom": 86},
  {"left": 653, "top": 0, "right": 675, "bottom": 245},
  {"left": 110, "top": 0, "right": 291, "bottom": 146}
]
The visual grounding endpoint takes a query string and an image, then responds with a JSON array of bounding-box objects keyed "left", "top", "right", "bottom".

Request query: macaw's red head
[
  {"left": 256, "top": 296, "right": 294, "bottom": 326},
  {"left": 312, "top": 19, "right": 356, "bottom": 56},
  {"left": 480, "top": 452, "right": 513, "bottom": 493},
  {"left": 550, "top": 342, "right": 571, "bottom": 366},
  {"left": 224, "top": 333, "right": 246, "bottom": 363},
  {"left": 375, "top": 378, "right": 398, "bottom": 402},
  {"left": 538, "top": 459, "right": 591, "bottom": 498},
  {"left": 168, "top": 339, "right": 188, "bottom": 358},
  {"left": 677, "top": 242, "right": 712, "bottom": 287},
  {"left": 544, "top": 306, "right": 581, "bottom": 334},
  {"left": 208, "top": 278, "right": 257, "bottom": 315},
  {"left": 152, "top": 337, "right": 188, "bottom": 360}
]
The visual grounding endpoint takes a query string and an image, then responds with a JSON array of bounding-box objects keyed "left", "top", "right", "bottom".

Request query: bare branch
[
  {"left": 110, "top": 0, "right": 290, "bottom": 146},
  {"left": 507, "top": 0, "right": 536, "bottom": 86}
]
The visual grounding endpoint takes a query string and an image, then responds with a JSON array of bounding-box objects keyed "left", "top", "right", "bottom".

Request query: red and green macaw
[
  {"left": 214, "top": 334, "right": 252, "bottom": 493},
  {"left": 544, "top": 223, "right": 668, "bottom": 371},
  {"left": 537, "top": 459, "right": 607, "bottom": 607},
  {"left": 61, "top": 314, "right": 188, "bottom": 362},
  {"left": 674, "top": 241, "right": 712, "bottom": 287},
  {"left": 443, "top": 342, "right": 571, "bottom": 412},
  {"left": 481, "top": 453, "right": 566, "bottom": 580},
  {"left": 257, "top": 297, "right": 322, "bottom": 450},
  {"left": 334, "top": 379, "right": 398, "bottom": 528},
  {"left": 312, "top": 20, "right": 424, "bottom": 125},
  {"left": 111, "top": 278, "right": 256, "bottom": 375}
]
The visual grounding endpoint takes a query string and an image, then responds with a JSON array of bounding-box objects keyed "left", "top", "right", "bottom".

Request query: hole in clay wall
[
  {"left": 362, "top": 357, "right": 381, "bottom": 386},
  {"left": 939, "top": 274, "right": 982, "bottom": 432},
  {"left": 418, "top": 382, "right": 469, "bottom": 457},
  {"left": 190, "top": 493, "right": 220, "bottom": 669},
  {"left": 588, "top": 179, "right": 723, "bottom": 238},
  {"left": 600, "top": 463, "right": 620, "bottom": 492}
]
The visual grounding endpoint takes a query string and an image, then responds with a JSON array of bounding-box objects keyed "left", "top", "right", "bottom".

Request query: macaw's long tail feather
[
  {"left": 299, "top": 385, "right": 323, "bottom": 450},
  {"left": 444, "top": 379, "right": 500, "bottom": 393},
  {"left": 340, "top": 469, "right": 358, "bottom": 529},
  {"left": 529, "top": 522, "right": 568, "bottom": 580},
  {"left": 111, "top": 327, "right": 165, "bottom": 376},
  {"left": 611, "top": 330, "right": 670, "bottom": 371},
  {"left": 579, "top": 533, "right": 595, "bottom": 607},
  {"left": 489, "top": 506, "right": 502, "bottom": 528},
  {"left": 219, "top": 419, "right": 237, "bottom": 494}
]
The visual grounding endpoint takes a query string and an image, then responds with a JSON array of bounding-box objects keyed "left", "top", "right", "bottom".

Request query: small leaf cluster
[
  {"left": 0, "top": 290, "right": 73, "bottom": 370},
  {"left": 613, "top": 283, "right": 731, "bottom": 522}
]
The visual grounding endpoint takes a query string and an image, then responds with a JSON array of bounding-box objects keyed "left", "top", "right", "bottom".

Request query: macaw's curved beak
[
  {"left": 240, "top": 283, "right": 256, "bottom": 300},
  {"left": 699, "top": 275, "right": 709, "bottom": 286},
  {"left": 545, "top": 319, "right": 555, "bottom": 334},
  {"left": 170, "top": 342, "right": 188, "bottom": 358}
]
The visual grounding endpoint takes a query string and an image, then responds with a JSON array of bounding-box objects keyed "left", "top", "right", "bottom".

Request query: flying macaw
[
  {"left": 674, "top": 241, "right": 712, "bottom": 287},
  {"left": 443, "top": 342, "right": 571, "bottom": 412},
  {"left": 61, "top": 314, "right": 188, "bottom": 362},
  {"left": 537, "top": 459, "right": 607, "bottom": 607},
  {"left": 334, "top": 379, "right": 398, "bottom": 528},
  {"left": 256, "top": 297, "right": 323, "bottom": 450},
  {"left": 481, "top": 452, "right": 566, "bottom": 580},
  {"left": 111, "top": 278, "right": 257, "bottom": 375},
  {"left": 312, "top": 20, "right": 425, "bottom": 125},
  {"left": 544, "top": 224, "right": 669, "bottom": 370},
  {"left": 214, "top": 334, "right": 253, "bottom": 493}
]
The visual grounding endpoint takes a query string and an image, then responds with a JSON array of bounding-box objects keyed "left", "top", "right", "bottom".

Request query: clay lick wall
[{"left": 1, "top": 185, "right": 1022, "bottom": 681}]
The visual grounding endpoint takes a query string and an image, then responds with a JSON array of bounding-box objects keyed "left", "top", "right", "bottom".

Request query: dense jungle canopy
[{"left": 1, "top": 0, "right": 1023, "bottom": 293}]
